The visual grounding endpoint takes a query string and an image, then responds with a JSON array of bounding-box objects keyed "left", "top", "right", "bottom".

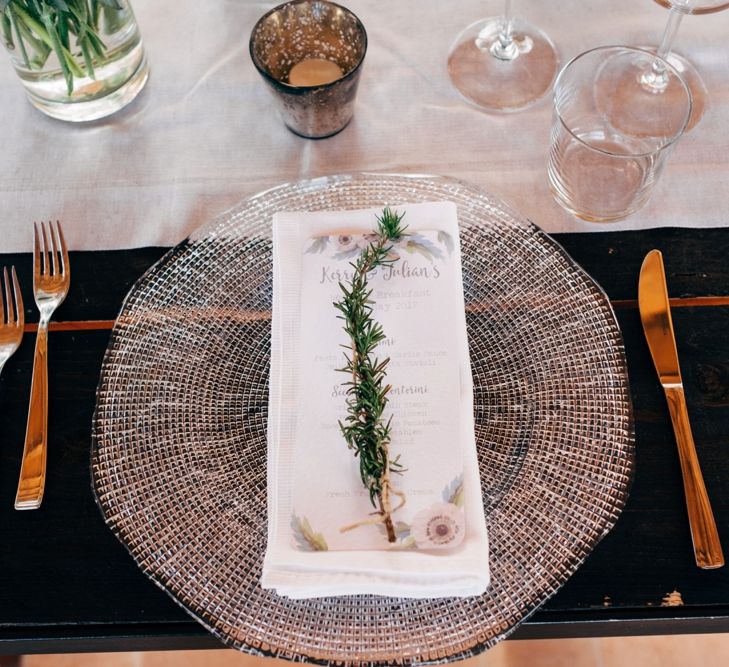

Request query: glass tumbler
[
  {"left": 548, "top": 46, "right": 691, "bottom": 222},
  {"left": 249, "top": 0, "right": 367, "bottom": 139}
]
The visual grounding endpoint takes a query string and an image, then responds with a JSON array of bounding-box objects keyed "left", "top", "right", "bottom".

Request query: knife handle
[{"left": 665, "top": 386, "right": 724, "bottom": 569}]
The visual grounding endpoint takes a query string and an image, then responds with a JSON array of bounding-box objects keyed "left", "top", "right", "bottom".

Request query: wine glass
[
  {"left": 447, "top": 1, "right": 559, "bottom": 112},
  {"left": 643, "top": 0, "right": 729, "bottom": 130}
]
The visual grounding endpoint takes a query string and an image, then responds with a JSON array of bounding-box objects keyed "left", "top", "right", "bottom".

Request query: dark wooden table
[{"left": 1, "top": 227, "right": 729, "bottom": 655}]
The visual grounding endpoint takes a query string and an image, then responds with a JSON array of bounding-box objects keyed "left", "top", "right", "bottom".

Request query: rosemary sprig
[{"left": 334, "top": 208, "right": 408, "bottom": 543}]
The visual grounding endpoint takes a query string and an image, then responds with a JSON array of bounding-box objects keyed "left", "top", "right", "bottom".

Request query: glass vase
[{"left": 1, "top": 0, "right": 149, "bottom": 122}]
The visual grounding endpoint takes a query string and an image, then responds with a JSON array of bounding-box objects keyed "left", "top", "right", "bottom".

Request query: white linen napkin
[{"left": 262, "top": 201, "right": 489, "bottom": 599}]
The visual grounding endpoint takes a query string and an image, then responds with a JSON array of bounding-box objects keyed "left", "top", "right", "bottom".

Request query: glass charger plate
[{"left": 91, "top": 173, "right": 634, "bottom": 665}]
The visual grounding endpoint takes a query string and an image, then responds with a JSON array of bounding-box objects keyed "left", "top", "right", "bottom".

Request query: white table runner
[{"left": 0, "top": 0, "right": 728, "bottom": 252}]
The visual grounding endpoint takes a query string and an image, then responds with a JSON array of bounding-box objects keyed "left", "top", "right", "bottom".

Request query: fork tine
[
  {"left": 55, "top": 221, "right": 69, "bottom": 277},
  {"left": 11, "top": 266, "right": 23, "bottom": 327},
  {"left": 48, "top": 220, "right": 59, "bottom": 277},
  {"left": 41, "top": 221, "right": 54, "bottom": 276},
  {"left": 4, "top": 267, "right": 13, "bottom": 324},
  {"left": 33, "top": 223, "right": 41, "bottom": 282},
  {"left": 2, "top": 267, "right": 8, "bottom": 325}
]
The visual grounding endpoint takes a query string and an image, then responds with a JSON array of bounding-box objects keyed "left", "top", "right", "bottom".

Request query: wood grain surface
[{"left": 1, "top": 227, "right": 728, "bottom": 654}]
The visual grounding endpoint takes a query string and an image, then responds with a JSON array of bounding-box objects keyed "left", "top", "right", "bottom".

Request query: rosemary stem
[{"left": 335, "top": 209, "right": 408, "bottom": 543}]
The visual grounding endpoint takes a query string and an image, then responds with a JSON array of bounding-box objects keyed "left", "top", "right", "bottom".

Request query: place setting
[
  {"left": 91, "top": 171, "right": 635, "bottom": 663},
  {"left": 91, "top": 0, "right": 642, "bottom": 643},
  {"left": 1, "top": 0, "right": 728, "bottom": 665}
]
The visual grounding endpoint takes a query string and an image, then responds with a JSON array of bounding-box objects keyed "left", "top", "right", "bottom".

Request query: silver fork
[
  {"left": 0, "top": 266, "right": 24, "bottom": 375},
  {"left": 15, "top": 221, "right": 70, "bottom": 511}
]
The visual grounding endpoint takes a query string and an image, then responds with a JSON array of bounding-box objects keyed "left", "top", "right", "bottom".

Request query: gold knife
[{"left": 638, "top": 249, "right": 724, "bottom": 569}]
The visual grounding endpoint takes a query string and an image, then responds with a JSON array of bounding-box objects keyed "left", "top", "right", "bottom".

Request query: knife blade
[{"left": 639, "top": 249, "right": 724, "bottom": 569}]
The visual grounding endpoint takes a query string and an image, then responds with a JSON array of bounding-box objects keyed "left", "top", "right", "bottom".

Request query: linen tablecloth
[{"left": 0, "top": 0, "right": 728, "bottom": 252}]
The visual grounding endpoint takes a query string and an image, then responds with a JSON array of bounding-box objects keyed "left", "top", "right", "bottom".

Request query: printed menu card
[{"left": 262, "top": 201, "right": 489, "bottom": 598}]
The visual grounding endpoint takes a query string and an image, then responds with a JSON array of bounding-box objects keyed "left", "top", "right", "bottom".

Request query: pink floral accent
[{"left": 410, "top": 502, "right": 465, "bottom": 549}]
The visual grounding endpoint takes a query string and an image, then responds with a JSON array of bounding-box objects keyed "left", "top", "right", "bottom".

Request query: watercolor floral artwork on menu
[
  {"left": 306, "top": 230, "right": 453, "bottom": 263},
  {"left": 291, "top": 475, "right": 466, "bottom": 552}
]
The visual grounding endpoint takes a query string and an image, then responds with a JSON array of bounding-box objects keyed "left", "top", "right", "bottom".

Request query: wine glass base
[
  {"left": 639, "top": 47, "right": 708, "bottom": 132},
  {"left": 448, "top": 17, "right": 559, "bottom": 113},
  {"left": 591, "top": 49, "right": 693, "bottom": 141}
]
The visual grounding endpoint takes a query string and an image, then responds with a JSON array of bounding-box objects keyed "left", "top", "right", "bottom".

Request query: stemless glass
[
  {"left": 548, "top": 47, "right": 691, "bottom": 222},
  {"left": 642, "top": 0, "right": 729, "bottom": 130},
  {"left": 448, "top": 0, "right": 559, "bottom": 112}
]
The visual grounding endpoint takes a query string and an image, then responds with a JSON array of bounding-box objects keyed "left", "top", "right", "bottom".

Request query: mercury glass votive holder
[{"left": 249, "top": 0, "right": 367, "bottom": 139}]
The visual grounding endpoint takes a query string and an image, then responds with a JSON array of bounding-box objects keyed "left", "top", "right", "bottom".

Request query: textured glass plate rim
[{"left": 91, "top": 172, "right": 635, "bottom": 665}]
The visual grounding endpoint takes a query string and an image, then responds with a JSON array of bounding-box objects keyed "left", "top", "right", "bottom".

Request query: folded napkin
[{"left": 262, "top": 201, "right": 489, "bottom": 599}]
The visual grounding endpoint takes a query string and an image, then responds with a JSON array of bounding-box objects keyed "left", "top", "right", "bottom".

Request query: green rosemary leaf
[
  {"left": 1, "top": 11, "right": 13, "bottom": 50},
  {"left": 62, "top": 43, "right": 84, "bottom": 77},
  {"left": 100, "top": 0, "right": 122, "bottom": 33},
  {"left": 65, "top": 1, "right": 88, "bottom": 40},
  {"left": 13, "top": 10, "right": 50, "bottom": 67},
  {"left": 9, "top": 3, "right": 51, "bottom": 46},
  {"left": 89, "top": 0, "right": 99, "bottom": 31},
  {"left": 9, "top": 8, "right": 35, "bottom": 70},
  {"left": 39, "top": 6, "right": 73, "bottom": 93},
  {"left": 83, "top": 22, "right": 105, "bottom": 56},
  {"left": 80, "top": 33, "right": 94, "bottom": 77},
  {"left": 57, "top": 10, "right": 69, "bottom": 49}
]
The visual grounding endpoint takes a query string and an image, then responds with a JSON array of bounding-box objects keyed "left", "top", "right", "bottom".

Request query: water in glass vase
[{"left": 1, "top": 0, "right": 149, "bottom": 122}]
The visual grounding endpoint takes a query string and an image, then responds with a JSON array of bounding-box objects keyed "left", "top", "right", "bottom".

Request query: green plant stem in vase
[
  {"left": 1, "top": 0, "right": 148, "bottom": 121},
  {"left": 334, "top": 208, "right": 408, "bottom": 543}
]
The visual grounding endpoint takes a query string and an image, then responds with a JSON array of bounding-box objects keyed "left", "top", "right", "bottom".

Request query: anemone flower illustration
[
  {"left": 410, "top": 502, "right": 465, "bottom": 550},
  {"left": 335, "top": 234, "right": 359, "bottom": 253}
]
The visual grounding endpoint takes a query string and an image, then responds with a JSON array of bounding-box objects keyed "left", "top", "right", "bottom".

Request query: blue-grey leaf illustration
[
  {"left": 437, "top": 230, "right": 455, "bottom": 256},
  {"left": 291, "top": 513, "right": 329, "bottom": 551},
  {"left": 442, "top": 474, "right": 465, "bottom": 508},
  {"left": 391, "top": 536, "right": 417, "bottom": 550},
  {"left": 377, "top": 520, "right": 411, "bottom": 541},
  {"left": 401, "top": 233, "right": 444, "bottom": 261},
  {"left": 376, "top": 520, "right": 415, "bottom": 548},
  {"left": 305, "top": 236, "right": 330, "bottom": 254}
]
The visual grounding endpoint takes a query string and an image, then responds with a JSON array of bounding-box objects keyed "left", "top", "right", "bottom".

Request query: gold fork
[
  {"left": 15, "top": 221, "right": 70, "bottom": 511},
  {"left": 0, "top": 266, "right": 24, "bottom": 375}
]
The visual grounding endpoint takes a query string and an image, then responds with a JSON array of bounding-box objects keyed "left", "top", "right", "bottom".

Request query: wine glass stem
[
  {"left": 657, "top": 7, "right": 683, "bottom": 59},
  {"left": 490, "top": 0, "right": 519, "bottom": 61},
  {"left": 643, "top": 8, "right": 684, "bottom": 92}
]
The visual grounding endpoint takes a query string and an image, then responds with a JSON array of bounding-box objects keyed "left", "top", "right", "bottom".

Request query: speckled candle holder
[{"left": 249, "top": 0, "right": 367, "bottom": 139}]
